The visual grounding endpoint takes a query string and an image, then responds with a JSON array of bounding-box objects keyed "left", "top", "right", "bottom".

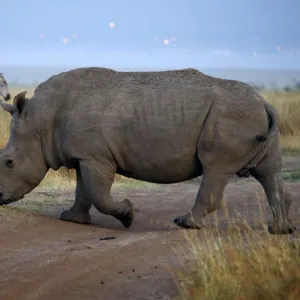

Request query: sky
[{"left": 1, "top": 0, "right": 300, "bottom": 69}]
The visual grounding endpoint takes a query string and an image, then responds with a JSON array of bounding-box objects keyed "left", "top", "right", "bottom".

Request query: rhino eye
[{"left": 6, "top": 159, "right": 14, "bottom": 168}]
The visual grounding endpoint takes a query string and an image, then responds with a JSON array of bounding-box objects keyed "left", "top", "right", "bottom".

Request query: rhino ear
[
  {"left": 13, "top": 91, "right": 27, "bottom": 115},
  {"left": 0, "top": 99, "right": 14, "bottom": 116}
]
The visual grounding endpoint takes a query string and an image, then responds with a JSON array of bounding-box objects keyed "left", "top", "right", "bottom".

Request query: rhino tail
[{"left": 255, "top": 96, "right": 279, "bottom": 143}]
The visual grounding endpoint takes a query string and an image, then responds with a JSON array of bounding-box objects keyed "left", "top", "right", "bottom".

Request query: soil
[{"left": 1, "top": 156, "right": 300, "bottom": 300}]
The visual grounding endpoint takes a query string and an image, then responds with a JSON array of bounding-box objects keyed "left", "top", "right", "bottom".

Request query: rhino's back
[
  {"left": 34, "top": 67, "right": 216, "bottom": 94},
  {"left": 36, "top": 66, "right": 219, "bottom": 121}
]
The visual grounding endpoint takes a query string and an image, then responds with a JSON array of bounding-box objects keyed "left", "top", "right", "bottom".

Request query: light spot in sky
[
  {"left": 62, "top": 38, "right": 68, "bottom": 44},
  {"left": 276, "top": 45, "right": 281, "bottom": 52},
  {"left": 170, "top": 36, "right": 176, "bottom": 42},
  {"left": 109, "top": 22, "right": 115, "bottom": 28},
  {"left": 72, "top": 33, "right": 78, "bottom": 39},
  {"left": 39, "top": 33, "right": 44, "bottom": 39},
  {"left": 163, "top": 39, "right": 169, "bottom": 45},
  {"left": 252, "top": 51, "right": 257, "bottom": 57}
]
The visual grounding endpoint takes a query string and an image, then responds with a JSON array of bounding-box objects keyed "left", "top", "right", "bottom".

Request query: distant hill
[{"left": 1, "top": 65, "right": 300, "bottom": 90}]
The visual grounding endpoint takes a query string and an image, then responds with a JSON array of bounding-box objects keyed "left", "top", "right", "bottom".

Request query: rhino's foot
[
  {"left": 60, "top": 209, "right": 91, "bottom": 225},
  {"left": 115, "top": 199, "right": 134, "bottom": 229},
  {"left": 268, "top": 222, "right": 296, "bottom": 235},
  {"left": 173, "top": 212, "right": 202, "bottom": 229}
]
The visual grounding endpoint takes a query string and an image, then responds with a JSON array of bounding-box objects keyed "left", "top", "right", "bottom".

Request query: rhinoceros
[
  {"left": 0, "top": 73, "right": 10, "bottom": 101},
  {"left": 0, "top": 67, "right": 295, "bottom": 234}
]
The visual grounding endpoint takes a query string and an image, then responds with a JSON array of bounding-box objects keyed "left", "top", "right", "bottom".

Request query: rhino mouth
[
  {"left": 4, "top": 93, "right": 11, "bottom": 101},
  {"left": 0, "top": 193, "right": 25, "bottom": 205}
]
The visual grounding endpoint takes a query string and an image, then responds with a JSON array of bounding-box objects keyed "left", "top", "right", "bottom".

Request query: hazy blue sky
[{"left": 1, "top": 0, "right": 300, "bottom": 69}]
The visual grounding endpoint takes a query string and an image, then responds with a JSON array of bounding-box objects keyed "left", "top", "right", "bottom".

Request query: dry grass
[
  {"left": 1, "top": 87, "right": 300, "bottom": 185},
  {"left": 262, "top": 90, "right": 300, "bottom": 153},
  {"left": 174, "top": 222, "right": 300, "bottom": 300}
]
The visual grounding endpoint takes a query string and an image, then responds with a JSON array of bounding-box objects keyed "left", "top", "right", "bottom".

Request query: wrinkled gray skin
[
  {"left": 0, "top": 67, "right": 295, "bottom": 234},
  {"left": 0, "top": 73, "right": 11, "bottom": 101}
]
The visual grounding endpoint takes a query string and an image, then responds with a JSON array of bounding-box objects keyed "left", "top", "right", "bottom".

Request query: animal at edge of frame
[{"left": 0, "top": 73, "right": 11, "bottom": 101}]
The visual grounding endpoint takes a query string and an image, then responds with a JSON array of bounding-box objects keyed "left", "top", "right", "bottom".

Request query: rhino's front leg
[
  {"left": 174, "top": 170, "right": 229, "bottom": 229},
  {"left": 72, "top": 159, "right": 134, "bottom": 228},
  {"left": 60, "top": 168, "right": 92, "bottom": 224}
]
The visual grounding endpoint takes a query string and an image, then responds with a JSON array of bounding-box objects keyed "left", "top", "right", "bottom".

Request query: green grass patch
[{"left": 282, "top": 170, "right": 300, "bottom": 182}]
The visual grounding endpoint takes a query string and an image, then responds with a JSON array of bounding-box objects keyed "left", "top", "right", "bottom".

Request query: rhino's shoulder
[
  {"left": 173, "top": 68, "right": 201, "bottom": 74},
  {"left": 162, "top": 68, "right": 207, "bottom": 78},
  {"left": 34, "top": 67, "right": 121, "bottom": 95}
]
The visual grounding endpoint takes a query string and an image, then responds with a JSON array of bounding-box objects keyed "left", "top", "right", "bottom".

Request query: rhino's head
[
  {"left": 0, "top": 91, "right": 49, "bottom": 204},
  {"left": 0, "top": 73, "right": 10, "bottom": 101}
]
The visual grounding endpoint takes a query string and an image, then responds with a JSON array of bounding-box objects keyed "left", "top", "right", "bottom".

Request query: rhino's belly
[
  {"left": 108, "top": 115, "right": 205, "bottom": 183},
  {"left": 117, "top": 156, "right": 202, "bottom": 183},
  {"left": 115, "top": 137, "right": 203, "bottom": 183}
]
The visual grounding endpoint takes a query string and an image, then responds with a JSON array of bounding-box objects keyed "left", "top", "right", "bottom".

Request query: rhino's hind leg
[
  {"left": 60, "top": 169, "right": 92, "bottom": 224},
  {"left": 75, "top": 160, "right": 134, "bottom": 228},
  {"left": 174, "top": 170, "right": 229, "bottom": 229},
  {"left": 250, "top": 154, "right": 295, "bottom": 234}
]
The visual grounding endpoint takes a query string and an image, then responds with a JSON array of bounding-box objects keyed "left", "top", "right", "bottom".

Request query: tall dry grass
[
  {"left": 175, "top": 224, "right": 300, "bottom": 300},
  {"left": 1, "top": 87, "right": 300, "bottom": 184},
  {"left": 262, "top": 90, "right": 300, "bottom": 152}
]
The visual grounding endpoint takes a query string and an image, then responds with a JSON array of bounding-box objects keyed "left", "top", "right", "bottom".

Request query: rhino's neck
[
  {"left": 33, "top": 100, "right": 62, "bottom": 171},
  {"left": 40, "top": 126, "right": 61, "bottom": 170}
]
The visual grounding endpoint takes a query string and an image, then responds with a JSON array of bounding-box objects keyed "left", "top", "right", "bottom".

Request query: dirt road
[{"left": 0, "top": 156, "right": 300, "bottom": 300}]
